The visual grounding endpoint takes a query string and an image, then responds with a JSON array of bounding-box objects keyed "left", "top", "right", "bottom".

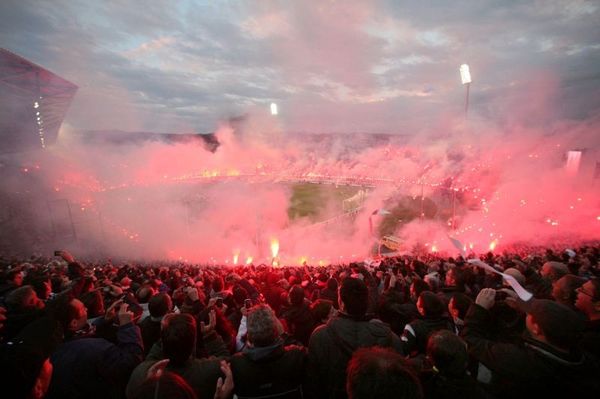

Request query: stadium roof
[{"left": 0, "top": 48, "right": 77, "bottom": 153}]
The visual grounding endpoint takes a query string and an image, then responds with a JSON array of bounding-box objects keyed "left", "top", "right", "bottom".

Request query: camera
[
  {"left": 495, "top": 290, "right": 509, "bottom": 301},
  {"left": 122, "top": 293, "right": 144, "bottom": 318}
]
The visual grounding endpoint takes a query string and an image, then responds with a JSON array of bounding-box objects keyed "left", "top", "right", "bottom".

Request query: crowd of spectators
[{"left": 0, "top": 244, "right": 599, "bottom": 399}]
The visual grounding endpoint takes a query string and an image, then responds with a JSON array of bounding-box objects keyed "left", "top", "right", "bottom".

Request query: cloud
[{"left": 0, "top": 0, "right": 598, "bottom": 133}]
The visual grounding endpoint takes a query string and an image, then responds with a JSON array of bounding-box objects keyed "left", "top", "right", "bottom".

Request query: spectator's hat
[
  {"left": 542, "top": 261, "right": 569, "bottom": 274},
  {"left": 503, "top": 268, "right": 526, "bottom": 285}
]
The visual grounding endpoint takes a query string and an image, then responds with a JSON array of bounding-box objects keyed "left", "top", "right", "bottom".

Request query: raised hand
[
  {"left": 117, "top": 302, "right": 134, "bottom": 326},
  {"left": 200, "top": 309, "right": 217, "bottom": 334},
  {"left": 475, "top": 288, "right": 496, "bottom": 310},
  {"left": 214, "top": 360, "right": 234, "bottom": 399}
]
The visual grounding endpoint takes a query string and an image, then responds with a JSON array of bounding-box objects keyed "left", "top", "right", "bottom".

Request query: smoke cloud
[{"left": 1, "top": 100, "right": 598, "bottom": 264}]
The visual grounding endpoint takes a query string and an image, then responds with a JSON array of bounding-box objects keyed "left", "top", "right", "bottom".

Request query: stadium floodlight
[
  {"left": 459, "top": 64, "right": 472, "bottom": 118},
  {"left": 460, "top": 64, "right": 471, "bottom": 85},
  {"left": 270, "top": 102, "right": 278, "bottom": 115},
  {"left": 565, "top": 150, "right": 582, "bottom": 175}
]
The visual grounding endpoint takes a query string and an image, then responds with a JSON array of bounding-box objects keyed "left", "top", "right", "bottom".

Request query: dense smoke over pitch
[
  {"left": 4, "top": 96, "right": 599, "bottom": 263},
  {"left": 0, "top": 1, "right": 598, "bottom": 262}
]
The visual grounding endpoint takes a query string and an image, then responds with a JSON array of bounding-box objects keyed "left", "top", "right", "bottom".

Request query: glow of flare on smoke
[
  {"left": 233, "top": 250, "right": 240, "bottom": 265},
  {"left": 271, "top": 238, "right": 279, "bottom": 258},
  {"left": 245, "top": 256, "right": 253, "bottom": 265}
]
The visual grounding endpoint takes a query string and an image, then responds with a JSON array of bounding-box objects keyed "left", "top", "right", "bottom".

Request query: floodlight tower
[{"left": 460, "top": 64, "right": 472, "bottom": 119}]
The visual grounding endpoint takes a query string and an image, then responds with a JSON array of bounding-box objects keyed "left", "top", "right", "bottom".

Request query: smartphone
[
  {"left": 244, "top": 299, "right": 252, "bottom": 309},
  {"left": 54, "top": 250, "right": 61, "bottom": 256},
  {"left": 122, "top": 294, "right": 144, "bottom": 318},
  {"left": 216, "top": 298, "right": 223, "bottom": 308},
  {"left": 495, "top": 290, "right": 509, "bottom": 301}
]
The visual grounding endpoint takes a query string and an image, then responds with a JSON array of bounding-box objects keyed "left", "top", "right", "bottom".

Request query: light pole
[
  {"left": 460, "top": 64, "right": 472, "bottom": 119},
  {"left": 451, "top": 187, "right": 457, "bottom": 231},
  {"left": 420, "top": 181, "right": 425, "bottom": 219},
  {"left": 368, "top": 209, "right": 390, "bottom": 258},
  {"left": 368, "top": 208, "right": 390, "bottom": 238}
]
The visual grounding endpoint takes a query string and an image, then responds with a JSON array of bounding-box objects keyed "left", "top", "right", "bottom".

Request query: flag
[
  {"left": 448, "top": 236, "right": 466, "bottom": 257},
  {"left": 369, "top": 209, "right": 389, "bottom": 236},
  {"left": 468, "top": 259, "right": 533, "bottom": 301}
]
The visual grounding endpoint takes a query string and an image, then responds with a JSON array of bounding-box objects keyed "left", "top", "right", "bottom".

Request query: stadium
[
  {"left": 1, "top": 4, "right": 600, "bottom": 399},
  {"left": 1, "top": 46, "right": 599, "bottom": 264}
]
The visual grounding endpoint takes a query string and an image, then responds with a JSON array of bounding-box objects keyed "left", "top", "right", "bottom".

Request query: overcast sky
[{"left": 1, "top": 0, "right": 599, "bottom": 134}]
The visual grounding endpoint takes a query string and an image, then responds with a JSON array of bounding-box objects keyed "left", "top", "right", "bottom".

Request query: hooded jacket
[
  {"left": 48, "top": 322, "right": 143, "bottom": 399},
  {"left": 401, "top": 316, "right": 454, "bottom": 357},
  {"left": 230, "top": 339, "right": 307, "bottom": 399},
  {"left": 307, "top": 313, "right": 402, "bottom": 399},
  {"left": 282, "top": 301, "right": 315, "bottom": 346},
  {"left": 126, "top": 341, "right": 223, "bottom": 399},
  {"left": 462, "top": 303, "right": 600, "bottom": 398}
]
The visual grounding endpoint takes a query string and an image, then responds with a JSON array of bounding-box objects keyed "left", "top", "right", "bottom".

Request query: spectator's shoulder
[
  {"left": 59, "top": 336, "right": 113, "bottom": 353},
  {"left": 367, "top": 318, "right": 395, "bottom": 335},
  {"left": 284, "top": 344, "right": 308, "bottom": 354},
  {"left": 308, "top": 323, "right": 330, "bottom": 347},
  {"left": 126, "top": 360, "right": 157, "bottom": 397},
  {"left": 311, "top": 322, "right": 330, "bottom": 337},
  {"left": 192, "top": 356, "right": 223, "bottom": 370}
]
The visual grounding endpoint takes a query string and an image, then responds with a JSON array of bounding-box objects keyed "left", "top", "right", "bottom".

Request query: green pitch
[{"left": 287, "top": 183, "right": 362, "bottom": 222}]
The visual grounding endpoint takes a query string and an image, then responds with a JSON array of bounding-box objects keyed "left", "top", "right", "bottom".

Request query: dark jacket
[
  {"left": 461, "top": 304, "right": 600, "bottom": 398},
  {"left": 307, "top": 313, "right": 402, "bottom": 399},
  {"left": 581, "top": 318, "right": 600, "bottom": 360},
  {"left": 421, "top": 371, "right": 489, "bottom": 399},
  {"left": 401, "top": 316, "right": 454, "bottom": 357},
  {"left": 238, "top": 278, "right": 260, "bottom": 301},
  {"left": 126, "top": 354, "right": 223, "bottom": 399},
  {"left": 138, "top": 315, "right": 162, "bottom": 356},
  {"left": 282, "top": 301, "right": 315, "bottom": 346},
  {"left": 264, "top": 285, "right": 286, "bottom": 315},
  {"left": 319, "top": 288, "right": 339, "bottom": 309},
  {"left": 377, "top": 291, "right": 418, "bottom": 336},
  {"left": 47, "top": 322, "right": 143, "bottom": 399},
  {"left": 231, "top": 340, "right": 307, "bottom": 399},
  {"left": 2, "top": 307, "right": 45, "bottom": 341}
]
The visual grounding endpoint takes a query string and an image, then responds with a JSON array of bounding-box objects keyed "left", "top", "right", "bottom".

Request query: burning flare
[{"left": 271, "top": 238, "right": 280, "bottom": 258}]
